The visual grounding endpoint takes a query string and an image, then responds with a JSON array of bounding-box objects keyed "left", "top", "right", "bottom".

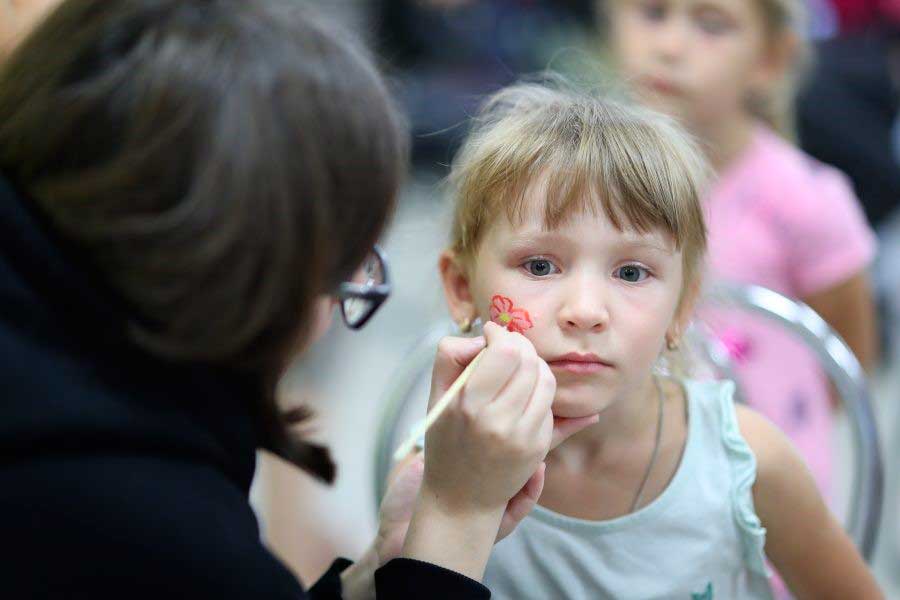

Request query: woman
[{"left": 0, "top": 1, "right": 590, "bottom": 597}]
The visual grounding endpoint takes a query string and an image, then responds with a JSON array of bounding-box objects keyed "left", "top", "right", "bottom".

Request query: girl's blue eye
[
  {"left": 524, "top": 259, "right": 557, "bottom": 277},
  {"left": 696, "top": 10, "right": 733, "bottom": 34},
  {"left": 616, "top": 265, "right": 649, "bottom": 283}
]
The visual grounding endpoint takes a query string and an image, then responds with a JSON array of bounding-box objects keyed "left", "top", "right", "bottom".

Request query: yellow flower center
[{"left": 499, "top": 312, "right": 511, "bottom": 324}]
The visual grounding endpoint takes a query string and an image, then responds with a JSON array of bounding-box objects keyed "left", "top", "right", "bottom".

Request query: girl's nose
[
  {"left": 558, "top": 277, "right": 610, "bottom": 333},
  {"left": 653, "top": 18, "right": 689, "bottom": 63}
]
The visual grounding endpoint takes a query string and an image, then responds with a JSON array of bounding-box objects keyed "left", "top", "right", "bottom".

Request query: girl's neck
[
  {"left": 693, "top": 112, "right": 757, "bottom": 173},
  {"left": 552, "top": 374, "right": 660, "bottom": 464}
]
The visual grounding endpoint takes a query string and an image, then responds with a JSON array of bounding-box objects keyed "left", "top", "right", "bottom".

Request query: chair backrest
[
  {"left": 694, "top": 283, "right": 883, "bottom": 560},
  {"left": 373, "top": 282, "right": 884, "bottom": 560}
]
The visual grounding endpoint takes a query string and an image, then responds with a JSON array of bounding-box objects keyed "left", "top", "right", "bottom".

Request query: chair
[{"left": 372, "top": 282, "right": 884, "bottom": 560}]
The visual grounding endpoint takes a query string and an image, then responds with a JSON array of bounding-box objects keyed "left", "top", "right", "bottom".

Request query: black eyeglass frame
[{"left": 335, "top": 244, "right": 391, "bottom": 330}]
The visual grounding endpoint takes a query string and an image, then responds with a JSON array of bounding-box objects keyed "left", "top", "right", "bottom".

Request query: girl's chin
[
  {"left": 550, "top": 378, "right": 620, "bottom": 417},
  {"left": 551, "top": 394, "right": 612, "bottom": 419}
]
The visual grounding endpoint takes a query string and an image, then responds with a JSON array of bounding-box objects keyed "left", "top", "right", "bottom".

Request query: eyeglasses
[{"left": 335, "top": 244, "right": 391, "bottom": 330}]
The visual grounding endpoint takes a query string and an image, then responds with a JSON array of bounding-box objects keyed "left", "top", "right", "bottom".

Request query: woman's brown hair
[{"left": 0, "top": 0, "right": 408, "bottom": 481}]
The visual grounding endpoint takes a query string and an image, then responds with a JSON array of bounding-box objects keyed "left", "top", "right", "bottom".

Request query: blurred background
[{"left": 243, "top": 0, "right": 900, "bottom": 594}]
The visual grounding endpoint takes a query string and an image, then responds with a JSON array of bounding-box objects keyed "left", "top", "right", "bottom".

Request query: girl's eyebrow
[
  {"left": 506, "top": 230, "right": 674, "bottom": 254},
  {"left": 506, "top": 230, "right": 572, "bottom": 246},
  {"left": 691, "top": 0, "right": 733, "bottom": 12},
  {"left": 615, "top": 237, "right": 673, "bottom": 254}
]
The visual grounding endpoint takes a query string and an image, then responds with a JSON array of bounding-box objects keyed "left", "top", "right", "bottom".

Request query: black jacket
[{"left": 0, "top": 173, "right": 489, "bottom": 599}]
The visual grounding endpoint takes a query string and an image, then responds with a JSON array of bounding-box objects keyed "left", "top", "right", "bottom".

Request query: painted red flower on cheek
[{"left": 490, "top": 295, "right": 533, "bottom": 334}]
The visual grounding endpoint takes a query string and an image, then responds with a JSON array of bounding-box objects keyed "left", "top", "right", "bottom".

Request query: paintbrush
[
  {"left": 392, "top": 295, "right": 533, "bottom": 461},
  {"left": 392, "top": 347, "right": 486, "bottom": 461}
]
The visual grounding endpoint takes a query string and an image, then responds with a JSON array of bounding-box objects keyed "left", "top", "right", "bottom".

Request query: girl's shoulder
[
  {"left": 679, "top": 378, "right": 789, "bottom": 488},
  {"left": 682, "top": 378, "right": 832, "bottom": 498},
  {"left": 732, "top": 402, "right": 782, "bottom": 470},
  {"left": 731, "top": 399, "right": 812, "bottom": 510},
  {"left": 679, "top": 378, "right": 761, "bottom": 486},
  {"left": 679, "top": 378, "right": 738, "bottom": 427},
  {"left": 683, "top": 378, "right": 788, "bottom": 468}
]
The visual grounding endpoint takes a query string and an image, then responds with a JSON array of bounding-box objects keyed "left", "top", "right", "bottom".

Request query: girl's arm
[
  {"left": 737, "top": 406, "right": 883, "bottom": 599},
  {"left": 801, "top": 270, "right": 879, "bottom": 372}
]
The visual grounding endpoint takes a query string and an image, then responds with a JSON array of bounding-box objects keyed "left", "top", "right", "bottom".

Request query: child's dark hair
[{"left": 0, "top": 0, "right": 408, "bottom": 482}]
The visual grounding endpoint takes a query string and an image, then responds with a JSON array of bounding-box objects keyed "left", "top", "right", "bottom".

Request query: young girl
[
  {"left": 605, "top": 0, "right": 879, "bottom": 498},
  {"left": 435, "top": 82, "right": 881, "bottom": 597}
]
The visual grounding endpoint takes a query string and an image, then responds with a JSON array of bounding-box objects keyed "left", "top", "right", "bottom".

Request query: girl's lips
[
  {"left": 546, "top": 353, "right": 614, "bottom": 375},
  {"left": 643, "top": 76, "right": 684, "bottom": 97},
  {"left": 548, "top": 360, "right": 611, "bottom": 375}
]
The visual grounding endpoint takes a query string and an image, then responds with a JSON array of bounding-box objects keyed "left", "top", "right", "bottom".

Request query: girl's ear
[{"left": 439, "top": 249, "right": 477, "bottom": 327}]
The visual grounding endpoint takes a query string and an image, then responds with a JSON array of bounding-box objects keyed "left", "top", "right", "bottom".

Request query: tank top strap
[{"left": 682, "top": 378, "right": 771, "bottom": 577}]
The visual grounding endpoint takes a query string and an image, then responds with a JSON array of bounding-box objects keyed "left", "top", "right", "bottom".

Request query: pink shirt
[{"left": 703, "top": 126, "right": 877, "bottom": 495}]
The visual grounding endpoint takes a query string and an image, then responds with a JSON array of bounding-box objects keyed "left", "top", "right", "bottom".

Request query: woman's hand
[
  {"left": 420, "top": 321, "right": 569, "bottom": 516},
  {"left": 342, "top": 448, "right": 546, "bottom": 600},
  {"left": 423, "top": 322, "right": 552, "bottom": 516},
  {"left": 372, "top": 449, "right": 550, "bottom": 568},
  {"left": 398, "top": 321, "right": 596, "bottom": 580}
]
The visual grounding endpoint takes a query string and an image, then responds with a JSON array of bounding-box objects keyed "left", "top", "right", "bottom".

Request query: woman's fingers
[
  {"left": 458, "top": 322, "right": 533, "bottom": 415},
  {"left": 550, "top": 415, "right": 600, "bottom": 450},
  {"left": 380, "top": 451, "right": 425, "bottom": 525},
  {"left": 480, "top": 338, "right": 540, "bottom": 418},
  {"left": 517, "top": 359, "right": 557, "bottom": 442},
  {"left": 421, "top": 321, "right": 557, "bottom": 515},
  {"left": 429, "top": 335, "right": 486, "bottom": 411}
]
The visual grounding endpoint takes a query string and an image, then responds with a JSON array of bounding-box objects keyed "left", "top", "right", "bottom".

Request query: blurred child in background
[{"left": 604, "top": 0, "right": 879, "bottom": 502}]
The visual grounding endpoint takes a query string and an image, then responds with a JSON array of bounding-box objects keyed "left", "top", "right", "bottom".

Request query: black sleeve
[
  {"left": 1, "top": 454, "right": 491, "bottom": 599},
  {"left": 307, "top": 557, "right": 491, "bottom": 599},
  {"left": 375, "top": 558, "right": 491, "bottom": 599},
  {"left": 1, "top": 454, "right": 305, "bottom": 599},
  {"left": 307, "top": 558, "right": 352, "bottom": 599}
]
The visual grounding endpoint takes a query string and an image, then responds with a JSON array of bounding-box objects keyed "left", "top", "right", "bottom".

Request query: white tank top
[{"left": 482, "top": 379, "right": 774, "bottom": 600}]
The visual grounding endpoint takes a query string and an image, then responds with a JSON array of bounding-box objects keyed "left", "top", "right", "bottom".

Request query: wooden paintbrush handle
[{"left": 392, "top": 347, "right": 486, "bottom": 461}]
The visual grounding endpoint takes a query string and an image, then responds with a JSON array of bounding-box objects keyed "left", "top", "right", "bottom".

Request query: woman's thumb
[{"left": 551, "top": 414, "right": 600, "bottom": 450}]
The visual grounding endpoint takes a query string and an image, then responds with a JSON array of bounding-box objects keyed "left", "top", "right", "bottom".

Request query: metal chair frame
[{"left": 373, "top": 283, "right": 884, "bottom": 560}]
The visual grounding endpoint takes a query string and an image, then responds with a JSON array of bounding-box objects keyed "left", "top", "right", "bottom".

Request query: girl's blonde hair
[{"left": 448, "top": 79, "right": 710, "bottom": 304}]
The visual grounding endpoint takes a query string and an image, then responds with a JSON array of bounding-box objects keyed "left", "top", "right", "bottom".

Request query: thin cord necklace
[{"left": 629, "top": 376, "right": 665, "bottom": 513}]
